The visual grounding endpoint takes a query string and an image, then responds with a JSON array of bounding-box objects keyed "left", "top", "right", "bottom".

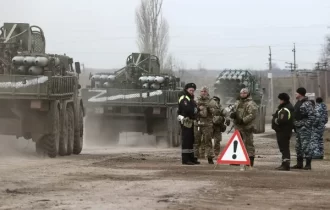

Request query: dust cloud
[
  {"left": 0, "top": 135, "right": 37, "bottom": 158},
  {"left": 83, "top": 116, "right": 170, "bottom": 149}
]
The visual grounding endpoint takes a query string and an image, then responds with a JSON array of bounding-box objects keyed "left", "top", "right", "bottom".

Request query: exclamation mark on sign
[{"left": 232, "top": 140, "right": 238, "bottom": 159}]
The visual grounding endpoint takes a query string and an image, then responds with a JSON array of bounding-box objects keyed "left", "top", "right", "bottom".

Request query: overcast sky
[{"left": 2, "top": 0, "right": 330, "bottom": 70}]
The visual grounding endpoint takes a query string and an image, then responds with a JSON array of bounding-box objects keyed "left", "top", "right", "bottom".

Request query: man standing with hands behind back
[{"left": 292, "top": 87, "right": 315, "bottom": 170}]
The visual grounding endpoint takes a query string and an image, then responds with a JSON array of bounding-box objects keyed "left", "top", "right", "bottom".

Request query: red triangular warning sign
[{"left": 216, "top": 130, "right": 250, "bottom": 165}]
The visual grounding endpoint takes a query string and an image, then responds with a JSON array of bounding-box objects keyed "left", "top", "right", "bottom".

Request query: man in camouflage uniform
[
  {"left": 210, "top": 96, "right": 230, "bottom": 157},
  {"left": 194, "top": 86, "right": 216, "bottom": 164},
  {"left": 312, "top": 97, "right": 328, "bottom": 159},
  {"left": 229, "top": 88, "right": 258, "bottom": 167},
  {"left": 292, "top": 87, "right": 315, "bottom": 170}
]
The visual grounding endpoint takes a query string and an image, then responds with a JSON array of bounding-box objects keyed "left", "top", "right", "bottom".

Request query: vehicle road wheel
[
  {"left": 59, "top": 106, "right": 68, "bottom": 156},
  {"left": 73, "top": 106, "right": 83, "bottom": 154},
  {"left": 45, "top": 102, "right": 60, "bottom": 158},
  {"left": 66, "top": 105, "right": 75, "bottom": 155}
]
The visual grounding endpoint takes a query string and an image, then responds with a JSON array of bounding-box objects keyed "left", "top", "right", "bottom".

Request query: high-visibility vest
[
  {"left": 179, "top": 95, "right": 190, "bottom": 103},
  {"left": 278, "top": 107, "right": 291, "bottom": 120}
]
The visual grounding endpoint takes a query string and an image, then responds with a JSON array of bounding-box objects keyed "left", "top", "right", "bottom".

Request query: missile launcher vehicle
[
  {"left": 0, "top": 23, "right": 84, "bottom": 157},
  {"left": 82, "top": 53, "right": 183, "bottom": 147},
  {"left": 214, "top": 69, "right": 266, "bottom": 133}
]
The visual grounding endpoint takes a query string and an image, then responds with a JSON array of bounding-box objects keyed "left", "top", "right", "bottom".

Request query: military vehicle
[
  {"left": 82, "top": 53, "right": 182, "bottom": 147},
  {"left": 213, "top": 69, "right": 266, "bottom": 133},
  {"left": 0, "top": 23, "right": 84, "bottom": 157}
]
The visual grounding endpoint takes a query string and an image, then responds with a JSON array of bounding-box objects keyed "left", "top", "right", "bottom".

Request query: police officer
[
  {"left": 271, "top": 93, "right": 294, "bottom": 171},
  {"left": 210, "top": 96, "right": 230, "bottom": 157},
  {"left": 292, "top": 87, "right": 315, "bottom": 170},
  {"left": 229, "top": 88, "right": 258, "bottom": 167},
  {"left": 177, "top": 83, "right": 199, "bottom": 165},
  {"left": 312, "top": 97, "right": 328, "bottom": 159}
]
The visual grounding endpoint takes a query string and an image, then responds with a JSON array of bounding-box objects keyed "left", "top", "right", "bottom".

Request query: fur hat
[
  {"left": 296, "top": 87, "right": 306, "bottom": 96},
  {"left": 278, "top": 93, "right": 290, "bottom": 101},
  {"left": 184, "top": 83, "right": 196, "bottom": 90}
]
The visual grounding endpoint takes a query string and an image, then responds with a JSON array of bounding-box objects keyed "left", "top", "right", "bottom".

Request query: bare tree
[{"left": 135, "top": 0, "right": 169, "bottom": 69}]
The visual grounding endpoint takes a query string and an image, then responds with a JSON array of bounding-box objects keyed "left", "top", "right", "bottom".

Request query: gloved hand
[
  {"left": 230, "top": 112, "right": 236, "bottom": 119},
  {"left": 225, "top": 119, "right": 230, "bottom": 126},
  {"left": 177, "top": 115, "right": 184, "bottom": 124},
  {"left": 236, "top": 118, "right": 244, "bottom": 125}
]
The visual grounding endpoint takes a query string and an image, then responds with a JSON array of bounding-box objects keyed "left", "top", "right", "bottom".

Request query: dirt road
[{"left": 1, "top": 126, "right": 330, "bottom": 210}]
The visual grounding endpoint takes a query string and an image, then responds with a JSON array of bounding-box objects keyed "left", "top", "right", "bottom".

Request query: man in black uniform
[
  {"left": 271, "top": 93, "right": 294, "bottom": 171},
  {"left": 177, "top": 83, "right": 199, "bottom": 165}
]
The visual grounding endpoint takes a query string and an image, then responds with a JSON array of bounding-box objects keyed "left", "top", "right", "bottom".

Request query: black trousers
[
  {"left": 276, "top": 130, "right": 292, "bottom": 161},
  {"left": 181, "top": 125, "right": 195, "bottom": 163}
]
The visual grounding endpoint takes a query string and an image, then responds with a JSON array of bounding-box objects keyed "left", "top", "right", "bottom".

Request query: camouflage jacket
[
  {"left": 293, "top": 97, "right": 315, "bottom": 129},
  {"left": 194, "top": 95, "right": 215, "bottom": 126},
  {"left": 314, "top": 103, "right": 328, "bottom": 127},
  {"left": 319, "top": 103, "right": 328, "bottom": 125},
  {"left": 233, "top": 96, "right": 258, "bottom": 131},
  {"left": 209, "top": 98, "right": 226, "bottom": 125}
]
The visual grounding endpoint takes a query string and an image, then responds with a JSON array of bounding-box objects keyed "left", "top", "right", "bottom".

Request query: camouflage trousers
[
  {"left": 238, "top": 130, "right": 255, "bottom": 157},
  {"left": 213, "top": 127, "right": 222, "bottom": 157},
  {"left": 194, "top": 125, "right": 214, "bottom": 158},
  {"left": 311, "top": 124, "right": 325, "bottom": 157},
  {"left": 295, "top": 127, "right": 313, "bottom": 159}
]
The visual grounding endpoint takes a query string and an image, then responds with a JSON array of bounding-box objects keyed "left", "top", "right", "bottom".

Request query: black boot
[
  {"left": 275, "top": 161, "right": 284, "bottom": 170},
  {"left": 182, "top": 153, "right": 195, "bottom": 165},
  {"left": 277, "top": 161, "right": 290, "bottom": 171},
  {"left": 190, "top": 153, "right": 200, "bottom": 164},
  {"left": 208, "top": 157, "right": 214, "bottom": 164},
  {"left": 247, "top": 156, "right": 254, "bottom": 167},
  {"left": 291, "top": 157, "right": 303, "bottom": 169},
  {"left": 304, "top": 158, "right": 312, "bottom": 170}
]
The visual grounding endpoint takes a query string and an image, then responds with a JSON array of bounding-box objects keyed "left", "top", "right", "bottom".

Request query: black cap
[
  {"left": 184, "top": 83, "right": 196, "bottom": 90},
  {"left": 316, "top": 97, "right": 323, "bottom": 103},
  {"left": 296, "top": 87, "right": 306, "bottom": 96},
  {"left": 278, "top": 93, "right": 290, "bottom": 101}
]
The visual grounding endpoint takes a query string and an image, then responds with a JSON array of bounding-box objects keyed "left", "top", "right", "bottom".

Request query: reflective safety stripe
[
  {"left": 179, "top": 95, "right": 190, "bottom": 103},
  {"left": 182, "top": 149, "right": 194, "bottom": 153},
  {"left": 279, "top": 107, "right": 291, "bottom": 120}
]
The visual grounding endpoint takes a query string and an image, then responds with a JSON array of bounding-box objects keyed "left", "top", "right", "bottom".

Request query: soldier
[
  {"left": 229, "top": 88, "right": 258, "bottom": 167},
  {"left": 177, "top": 83, "right": 199, "bottom": 165},
  {"left": 312, "top": 97, "right": 328, "bottom": 159},
  {"left": 292, "top": 87, "right": 315, "bottom": 170},
  {"left": 271, "top": 93, "right": 294, "bottom": 171},
  {"left": 194, "top": 86, "right": 216, "bottom": 164},
  {"left": 210, "top": 96, "right": 230, "bottom": 157}
]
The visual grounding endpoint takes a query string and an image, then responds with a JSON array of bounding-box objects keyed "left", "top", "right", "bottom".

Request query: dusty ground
[{"left": 1, "top": 125, "right": 330, "bottom": 210}]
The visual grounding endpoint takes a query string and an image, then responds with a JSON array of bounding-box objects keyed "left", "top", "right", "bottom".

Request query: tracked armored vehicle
[
  {"left": 82, "top": 53, "right": 182, "bottom": 147},
  {"left": 214, "top": 69, "right": 266, "bottom": 133},
  {"left": 0, "top": 23, "right": 84, "bottom": 157}
]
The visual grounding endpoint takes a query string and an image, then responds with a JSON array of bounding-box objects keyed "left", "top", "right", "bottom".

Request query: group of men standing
[
  {"left": 178, "top": 83, "right": 328, "bottom": 170},
  {"left": 178, "top": 83, "right": 258, "bottom": 166},
  {"left": 271, "top": 87, "right": 328, "bottom": 171}
]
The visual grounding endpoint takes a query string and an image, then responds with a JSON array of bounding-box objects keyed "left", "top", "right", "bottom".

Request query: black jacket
[
  {"left": 178, "top": 91, "right": 197, "bottom": 120},
  {"left": 272, "top": 102, "right": 294, "bottom": 132}
]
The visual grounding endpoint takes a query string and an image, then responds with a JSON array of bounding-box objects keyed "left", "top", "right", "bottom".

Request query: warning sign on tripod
[{"left": 216, "top": 130, "right": 250, "bottom": 165}]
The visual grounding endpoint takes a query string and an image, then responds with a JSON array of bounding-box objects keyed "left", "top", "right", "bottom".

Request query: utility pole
[
  {"left": 316, "top": 62, "right": 322, "bottom": 97},
  {"left": 323, "top": 62, "right": 328, "bottom": 103},
  {"left": 286, "top": 62, "right": 295, "bottom": 99},
  {"left": 292, "top": 43, "right": 297, "bottom": 100},
  {"left": 268, "top": 46, "right": 274, "bottom": 113}
]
